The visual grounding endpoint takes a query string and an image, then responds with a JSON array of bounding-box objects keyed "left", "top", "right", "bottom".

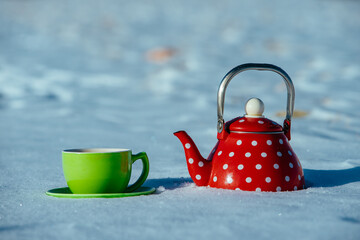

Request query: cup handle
[{"left": 125, "top": 152, "right": 150, "bottom": 193}]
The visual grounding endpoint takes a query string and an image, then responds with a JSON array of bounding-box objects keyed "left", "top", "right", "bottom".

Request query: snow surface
[{"left": 1, "top": 0, "right": 360, "bottom": 239}]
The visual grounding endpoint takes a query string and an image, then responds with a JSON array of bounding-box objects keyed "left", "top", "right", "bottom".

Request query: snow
[{"left": 1, "top": 0, "right": 360, "bottom": 239}]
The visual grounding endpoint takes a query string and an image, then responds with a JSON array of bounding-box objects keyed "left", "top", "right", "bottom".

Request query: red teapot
[{"left": 174, "top": 63, "right": 305, "bottom": 192}]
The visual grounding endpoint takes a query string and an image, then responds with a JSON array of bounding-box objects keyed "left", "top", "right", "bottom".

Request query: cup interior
[{"left": 63, "top": 148, "right": 130, "bottom": 153}]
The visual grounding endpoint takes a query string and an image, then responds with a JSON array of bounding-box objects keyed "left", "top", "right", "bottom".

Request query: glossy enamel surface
[
  {"left": 228, "top": 116, "right": 283, "bottom": 132},
  {"left": 62, "top": 149, "right": 149, "bottom": 194},
  {"left": 174, "top": 63, "right": 304, "bottom": 192},
  {"left": 207, "top": 130, "right": 304, "bottom": 191},
  {"left": 175, "top": 117, "right": 305, "bottom": 192}
]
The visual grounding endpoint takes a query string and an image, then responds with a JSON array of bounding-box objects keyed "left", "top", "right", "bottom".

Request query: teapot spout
[{"left": 173, "top": 131, "right": 212, "bottom": 186}]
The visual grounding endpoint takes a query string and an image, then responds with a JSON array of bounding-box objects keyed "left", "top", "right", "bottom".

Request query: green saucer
[{"left": 46, "top": 186, "right": 156, "bottom": 198}]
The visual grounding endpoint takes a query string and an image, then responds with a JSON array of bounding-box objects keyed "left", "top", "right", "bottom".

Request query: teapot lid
[
  {"left": 228, "top": 116, "right": 283, "bottom": 132},
  {"left": 228, "top": 98, "right": 283, "bottom": 133}
]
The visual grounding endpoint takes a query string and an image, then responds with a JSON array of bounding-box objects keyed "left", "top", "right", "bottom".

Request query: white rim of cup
[{"left": 63, "top": 148, "right": 131, "bottom": 153}]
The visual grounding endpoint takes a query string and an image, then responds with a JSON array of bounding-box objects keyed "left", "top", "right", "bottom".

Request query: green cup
[{"left": 62, "top": 148, "right": 149, "bottom": 194}]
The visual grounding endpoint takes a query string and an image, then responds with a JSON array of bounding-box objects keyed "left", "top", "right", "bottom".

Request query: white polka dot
[
  {"left": 198, "top": 161, "right": 204, "bottom": 167},
  {"left": 185, "top": 143, "right": 191, "bottom": 149},
  {"left": 258, "top": 120, "right": 264, "bottom": 124},
  {"left": 218, "top": 151, "right": 222, "bottom": 156},
  {"left": 251, "top": 140, "right": 257, "bottom": 146},
  {"left": 223, "top": 164, "right": 228, "bottom": 170},
  {"left": 239, "top": 119, "right": 245, "bottom": 122},
  {"left": 274, "top": 164, "right": 279, "bottom": 169},
  {"left": 227, "top": 176, "right": 233, "bottom": 184},
  {"left": 289, "top": 162, "right": 293, "bottom": 168},
  {"left": 213, "top": 176, "right": 217, "bottom": 182},
  {"left": 276, "top": 186, "right": 281, "bottom": 192},
  {"left": 238, "top": 164, "right": 244, "bottom": 170},
  {"left": 265, "top": 177, "right": 271, "bottom": 183},
  {"left": 261, "top": 152, "right": 267, "bottom": 157},
  {"left": 256, "top": 188, "right": 261, "bottom": 192},
  {"left": 236, "top": 140, "right": 242, "bottom": 145},
  {"left": 235, "top": 188, "right": 240, "bottom": 191},
  {"left": 285, "top": 176, "right": 290, "bottom": 182},
  {"left": 298, "top": 175, "right": 301, "bottom": 180},
  {"left": 229, "top": 152, "right": 235, "bottom": 157},
  {"left": 188, "top": 158, "right": 194, "bottom": 164},
  {"left": 277, "top": 151, "right": 282, "bottom": 157},
  {"left": 246, "top": 177, "right": 252, "bottom": 183},
  {"left": 256, "top": 164, "right": 262, "bottom": 170},
  {"left": 288, "top": 150, "right": 293, "bottom": 156},
  {"left": 196, "top": 175, "right": 201, "bottom": 180},
  {"left": 245, "top": 152, "right": 251, "bottom": 157},
  {"left": 294, "top": 186, "right": 298, "bottom": 190},
  {"left": 267, "top": 140, "right": 272, "bottom": 145},
  {"left": 297, "top": 161, "right": 300, "bottom": 167},
  {"left": 279, "top": 139, "right": 284, "bottom": 144}
]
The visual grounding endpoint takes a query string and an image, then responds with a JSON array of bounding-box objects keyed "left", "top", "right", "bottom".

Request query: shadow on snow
[
  {"left": 145, "top": 177, "right": 193, "bottom": 190},
  {"left": 304, "top": 166, "right": 360, "bottom": 188}
]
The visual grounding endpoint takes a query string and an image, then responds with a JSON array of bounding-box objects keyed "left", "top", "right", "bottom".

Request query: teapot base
[{"left": 207, "top": 180, "right": 306, "bottom": 192}]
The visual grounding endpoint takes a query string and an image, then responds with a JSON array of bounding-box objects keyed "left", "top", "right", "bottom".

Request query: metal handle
[{"left": 217, "top": 63, "right": 295, "bottom": 133}]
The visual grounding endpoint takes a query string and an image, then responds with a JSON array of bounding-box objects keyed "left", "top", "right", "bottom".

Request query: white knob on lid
[{"left": 245, "top": 98, "right": 264, "bottom": 116}]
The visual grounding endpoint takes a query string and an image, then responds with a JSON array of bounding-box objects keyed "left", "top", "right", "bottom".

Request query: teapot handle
[{"left": 217, "top": 63, "right": 294, "bottom": 139}]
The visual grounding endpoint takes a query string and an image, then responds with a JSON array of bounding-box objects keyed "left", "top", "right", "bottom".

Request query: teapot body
[{"left": 208, "top": 130, "right": 305, "bottom": 192}]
